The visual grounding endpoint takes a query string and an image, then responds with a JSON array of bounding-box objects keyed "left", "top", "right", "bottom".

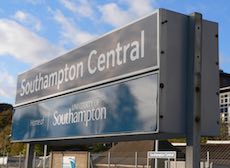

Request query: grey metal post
[
  {"left": 33, "top": 151, "right": 36, "bottom": 168},
  {"left": 174, "top": 155, "right": 177, "bottom": 168},
  {"left": 167, "top": 158, "right": 170, "bottom": 168},
  {"left": 43, "top": 145, "right": 47, "bottom": 168},
  {"left": 207, "top": 151, "right": 210, "bottom": 168},
  {"left": 19, "top": 152, "right": 21, "bottom": 168},
  {"left": 6, "top": 153, "right": 8, "bottom": 168},
  {"left": 155, "top": 140, "right": 159, "bottom": 168},
  {"left": 210, "top": 162, "right": 213, "bottom": 168},
  {"left": 185, "top": 13, "right": 202, "bottom": 168},
  {"left": 108, "top": 152, "right": 110, "bottom": 168},
  {"left": 135, "top": 152, "right": 138, "bottom": 168},
  {"left": 164, "top": 160, "right": 167, "bottom": 168},
  {"left": 147, "top": 154, "right": 149, "bottom": 168},
  {"left": 61, "top": 152, "right": 64, "bottom": 168},
  {"left": 24, "top": 143, "right": 35, "bottom": 168},
  {"left": 88, "top": 152, "right": 90, "bottom": 168}
]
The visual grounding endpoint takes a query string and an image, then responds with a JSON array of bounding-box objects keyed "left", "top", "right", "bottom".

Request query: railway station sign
[
  {"left": 12, "top": 9, "right": 219, "bottom": 142},
  {"left": 15, "top": 12, "right": 158, "bottom": 106}
]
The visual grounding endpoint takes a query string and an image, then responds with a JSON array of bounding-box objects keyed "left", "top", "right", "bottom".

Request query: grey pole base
[{"left": 24, "top": 143, "right": 35, "bottom": 168}]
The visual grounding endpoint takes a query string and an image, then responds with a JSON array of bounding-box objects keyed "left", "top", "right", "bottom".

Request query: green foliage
[
  {"left": 10, "top": 143, "right": 26, "bottom": 155},
  {"left": 90, "top": 144, "right": 108, "bottom": 153},
  {"left": 219, "top": 121, "right": 230, "bottom": 139},
  {"left": 0, "top": 114, "right": 12, "bottom": 156},
  {"left": 0, "top": 109, "right": 12, "bottom": 130},
  {"left": 34, "top": 144, "right": 44, "bottom": 156},
  {"left": 0, "top": 108, "right": 27, "bottom": 156},
  {"left": 209, "top": 120, "right": 230, "bottom": 140},
  {"left": 168, "top": 138, "right": 208, "bottom": 144},
  {"left": 168, "top": 138, "right": 186, "bottom": 143}
]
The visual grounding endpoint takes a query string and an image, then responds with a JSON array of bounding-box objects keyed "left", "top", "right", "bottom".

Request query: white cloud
[
  {"left": 99, "top": 0, "right": 154, "bottom": 27},
  {"left": 52, "top": 10, "right": 96, "bottom": 46},
  {"left": 14, "top": 10, "right": 42, "bottom": 32},
  {"left": 0, "top": 66, "right": 16, "bottom": 99},
  {"left": 124, "top": 0, "right": 154, "bottom": 16},
  {"left": 99, "top": 3, "right": 131, "bottom": 27},
  {"left": 14, "top": 11, "right": 27, "bottom": 21},
  {"left": 59, "top": 0, "right": 94, "bottom": 18},
  {"left": 0, "top": 19, "right": 64, "bottom": 66}
]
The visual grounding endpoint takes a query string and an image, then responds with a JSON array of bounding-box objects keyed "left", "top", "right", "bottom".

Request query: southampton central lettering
[
  {"left": 20, "top": 30, "right": 145, "bottom": 97},
  {"left": 87, "top": 30, "right": 145, "bottom": 74},
  {"left": 52, "top": 107, "right": 107, "bottom": 127}
]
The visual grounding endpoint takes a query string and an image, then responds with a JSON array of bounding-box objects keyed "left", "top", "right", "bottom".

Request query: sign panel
[
  {"left": 148, "top": 151, "right": 176, "bottom": 159},
  {"left": 12, "top": 74, "right": 158, "bottom": 142},
  {"left": 15, "top": 12, "right": 158, "bottom": 106}
]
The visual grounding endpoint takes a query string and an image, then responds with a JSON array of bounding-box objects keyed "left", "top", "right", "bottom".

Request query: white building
[
  {"left": 220, "top": 70, "right": 230, "bottom": 134},
  {"left": 220, "top": 88, "right": 230, "bottom": 123}
]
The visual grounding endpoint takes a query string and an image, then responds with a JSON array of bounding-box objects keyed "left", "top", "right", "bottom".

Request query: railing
[
  {"left": 91, "top": 152, "right": 148, "bottom": 168},
  {"left": 0, "top": 151, "right": 228, "bottom": 168},
  {"left": 0, "top": 154, "right": 50, "bottom": 168},
  {"left": 90, "top": 152, "right": 218, "bottom": 168}
]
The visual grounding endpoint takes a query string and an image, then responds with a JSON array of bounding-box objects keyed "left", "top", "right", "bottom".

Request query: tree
[
  {"left": 0, "top": 105, "right": 27, "bottom": 156},
  {"left": 210, "top": 120, "right": 230, "bottom": 140}
]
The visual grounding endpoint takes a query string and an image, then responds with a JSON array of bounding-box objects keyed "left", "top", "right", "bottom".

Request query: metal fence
[
  {"left": 0, "top": 154, "right": 50, "bottom": 168},
  {"left": 91, "top": 152, "right": 152, "bottom": 168},
  {"left": 0, "top": 151, "right": 229, "bottom": 168},
  {"left": 90, "top": 152, "right": 222, "bottom": 168}
]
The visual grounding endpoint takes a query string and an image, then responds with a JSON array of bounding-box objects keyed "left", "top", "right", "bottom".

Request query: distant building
[{"left": 220, "top": 70, "right": 230, "bottom": 134}]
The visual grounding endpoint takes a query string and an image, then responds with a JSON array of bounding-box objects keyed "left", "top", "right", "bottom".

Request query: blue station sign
[{"left": 12, "top": 74, "right": 158, "bottom": 142}]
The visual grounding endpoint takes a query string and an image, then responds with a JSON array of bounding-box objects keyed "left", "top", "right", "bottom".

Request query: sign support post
[
  {"left": 25, "top": 143, "right": 35, "bottom": 168},
  {"left": 43, "top": 145, "right": 47, "bottom": 168},
  {"left": 155, "top": 140, "right": 159, "bottom": 168},
  {"left": 186, "top": 13, "right": 202, "bottom": 168}
]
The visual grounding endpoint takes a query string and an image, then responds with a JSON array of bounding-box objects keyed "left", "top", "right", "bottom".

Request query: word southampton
[
  {"left": 52, "top": 106, "right": 107, "bottom": 127},
  {"left": 20, "top": 30, "right": 145, "bottom": 97}
]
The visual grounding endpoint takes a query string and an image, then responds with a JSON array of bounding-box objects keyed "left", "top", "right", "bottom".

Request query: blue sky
[{"left": 0, "top": 0, "right": 229, "bottom": 104}]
